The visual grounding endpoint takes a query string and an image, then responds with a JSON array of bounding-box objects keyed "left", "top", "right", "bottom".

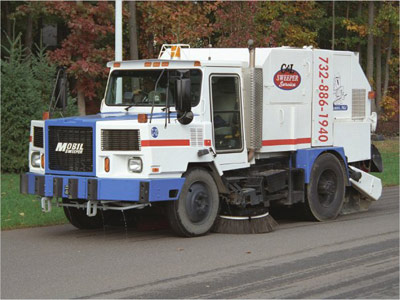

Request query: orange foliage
[{"left": 380, "top": 95, "right": 399, "bottom": 122}]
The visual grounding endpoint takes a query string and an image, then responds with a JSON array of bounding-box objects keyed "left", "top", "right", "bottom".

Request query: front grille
[
  {"left": 48, "top": 126, "right": 93, "bottom": 172},
  {"left": 101, "top": 130, "right": 140, "bottom": 151},
  {"left": 33, "top": 127, "right": 43, "bottom": 148}
]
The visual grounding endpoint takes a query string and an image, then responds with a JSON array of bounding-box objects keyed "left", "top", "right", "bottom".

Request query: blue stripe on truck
[{"left": 23, "top": 172, "right": 185, "bottom": 202}]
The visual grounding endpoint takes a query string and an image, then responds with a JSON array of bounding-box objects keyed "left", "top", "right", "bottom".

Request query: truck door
[{"left": 209, "top": 71, "right": 248, "bottom": 170}]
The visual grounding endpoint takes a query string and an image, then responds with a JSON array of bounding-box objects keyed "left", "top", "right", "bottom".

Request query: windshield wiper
[{"left": 125, "top": 104, "right": 135, "bottom": 111}]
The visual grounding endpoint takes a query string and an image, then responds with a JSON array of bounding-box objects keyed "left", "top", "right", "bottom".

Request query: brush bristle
[{"left": 212, "top": 214, "right": 278, "bottom": 234}]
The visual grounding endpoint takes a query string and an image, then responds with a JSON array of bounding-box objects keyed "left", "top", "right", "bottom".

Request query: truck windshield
[{"left": 105, "top": 69, "right": 202, "bottom": 107}]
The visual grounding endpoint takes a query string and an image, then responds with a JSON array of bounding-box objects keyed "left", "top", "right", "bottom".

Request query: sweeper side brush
[{"left": 213, "top": 212, "right": 278, "bottom": 234}]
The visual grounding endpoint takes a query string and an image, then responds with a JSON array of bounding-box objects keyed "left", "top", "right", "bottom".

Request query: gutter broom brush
[{"left": 213, "top": 211, "right": 278, "bottom": 234}]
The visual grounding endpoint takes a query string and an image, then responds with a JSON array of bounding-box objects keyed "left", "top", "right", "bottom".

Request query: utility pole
[
  {"left": 115, "top": 0, "right": 123, "bottom": 61},
  {"left": 115, "top": 0, "right": 123, "bottom": 104},
  {"left": 331, "top": 0, "right": 335, "bottom": 50}
]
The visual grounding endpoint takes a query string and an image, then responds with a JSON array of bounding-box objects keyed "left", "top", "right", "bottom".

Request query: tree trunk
[
  {"left": 3, "top": 2, "right": 12, "bottom": 38},
  {"left": 77, "top": 88, "right": 86, "bottom": 116},
  {"left": 24, "top": 13, "right": 33, "bottom": 56},
  {"left": 375, "top": 36, "right": 382, "bottom": 114},
  {"left": 147, "top": 33, "right": 154, "bottom": 58},
  {"left": 76, "top": 0, "right": 86, "bottom": 116},
  {"left": 366, "top": 1, "right": 374, "bottom": 84},
  {"left": 331, "top": 0, "right": 335, "bottom": 50},
  {"left": 357, "top": 2, "right": 362, "bottom": 59},
  {"left": 383, "top": 24, "right": 393, "bottom": 98},
  {"left": 344, "top": 2, "right": 349, "bottom": 50},
  {"left": 128, "top": 1, "right": 139, "bottom": 60}
]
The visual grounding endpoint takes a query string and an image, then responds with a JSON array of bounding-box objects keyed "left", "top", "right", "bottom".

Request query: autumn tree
[
  {"left": 45, "top": 1, "right": 115, "bottom": 115},
  {"left": 214, "top": 2, "right": 264, "bottom": 47},
  {"left": 258, "top": 1, "right": 324, "bottom": 48},
  {"left": 214, "top": 1, "right": 324, "bottom": 48},
  {"left": 374, "top": 1, "right": 399, "bottom": 124},
  {"left": 136, "top": 1, "right": 217, "bottom": 58}
]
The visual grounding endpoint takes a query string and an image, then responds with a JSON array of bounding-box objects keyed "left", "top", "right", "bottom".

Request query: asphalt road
[{"left": 2, "top": 186, "right": 399, "bottom": 299}]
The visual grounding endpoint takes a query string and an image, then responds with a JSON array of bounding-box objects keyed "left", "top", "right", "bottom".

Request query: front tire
[
  {"left": 63, "top": 198, "right": 105, "bottom": 229},
  {"left": 167, "top": 169, "right": 220, "bottom": 237},
  {"left": 304, "top": 153, "right": 346, "bottom": 221}
]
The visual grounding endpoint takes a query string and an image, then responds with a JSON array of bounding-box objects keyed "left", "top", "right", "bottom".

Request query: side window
[{"left": 211, "top": 76, "right": 242, "bottom": 151}]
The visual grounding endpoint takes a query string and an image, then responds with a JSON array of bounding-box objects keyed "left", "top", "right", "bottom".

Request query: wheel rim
[
  {"left": 185, "top": 182, "right": 212, "bottom": 223},
  {"left": 317, "top": 169, "right": 337, "bottom": 207}
]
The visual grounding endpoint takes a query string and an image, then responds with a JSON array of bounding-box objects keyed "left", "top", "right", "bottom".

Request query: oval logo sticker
[
  {"left": 151, "top": 127, "right": 159, "bottom": 138},
  {"left": 273, "top": 70, "right": 301, "bottom": 90}
]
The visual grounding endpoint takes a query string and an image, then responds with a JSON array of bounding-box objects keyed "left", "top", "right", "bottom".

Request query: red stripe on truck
[
  {"left": 141, "top": 139, "right": 191, "bottom": 147},
  {"left": 262, "top": 138, "right": 311, "bottom": 146}
]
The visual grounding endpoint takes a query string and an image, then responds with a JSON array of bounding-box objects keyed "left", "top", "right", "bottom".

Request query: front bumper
[{"left": 20, "top": 173, "right": 184, "bottom": 202}]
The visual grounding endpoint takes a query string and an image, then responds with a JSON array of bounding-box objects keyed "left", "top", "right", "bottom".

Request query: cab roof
[{"left": 106, "top": 59, "right": 245, "bottom": 70}]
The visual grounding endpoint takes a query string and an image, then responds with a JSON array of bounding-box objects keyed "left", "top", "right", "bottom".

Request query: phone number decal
[{"left": 317, "top": 57, "right": 330, "bottom": 143}]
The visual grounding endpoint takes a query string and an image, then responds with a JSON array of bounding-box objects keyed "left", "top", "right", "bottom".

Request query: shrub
[
  {"left": 0, "top": 33, "right": 77, "bottom": 173},
  {"left": 380, "top": 95, "right": 399, "bottom": 122},
  {"left": 1, "top": 34, "right": 45, "bottom": 172}
]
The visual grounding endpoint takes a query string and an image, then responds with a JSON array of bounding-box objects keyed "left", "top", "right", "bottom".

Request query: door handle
[{"left": 280, "top": 109, "right": 285, "bottom": 125}]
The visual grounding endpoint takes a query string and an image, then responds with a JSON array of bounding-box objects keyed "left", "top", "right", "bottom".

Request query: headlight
[
  {"left": 31, "top": 152, "right": 41, "bottom": 168},
  {"left": 128, "top": 157, "right": 142, "bottom": 173}
]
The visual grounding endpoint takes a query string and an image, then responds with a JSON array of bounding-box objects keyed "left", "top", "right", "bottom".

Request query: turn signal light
[
  {"left": 138, "top": 114, "right": 148, "bottom": 123},
  {"left": 153, "top": 62, "right": 160, "bottom": 67},
  {"left": 113, "top": 62, "right": 121, "bottom": 67},
  {"left": 152, "top": 167, "right": 160, "bottom": 173},
  {"left": 105, "top": 157, "right": 110, "bottom": 172},
  {"left": 368, "top": 91, "right": 376, "bottom": 99},
  {"left": 194, "top": 61, "right": 201, "bottom": 66},
  {"left": 171, "top": 46, "right": 181, "bottom": 58},
  {"left": 144, "top": 62, "right": 152, "bottom": 67},
  {"left": 161, "top": 62, "right": 169, "bottom": 67},
  {"left": 41, "top": 154, "right": 45, "bottom": 169}
]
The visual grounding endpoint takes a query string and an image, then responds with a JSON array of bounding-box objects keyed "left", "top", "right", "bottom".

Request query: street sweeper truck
[{"left": 21, "top": 41, "right": 383, "bottom": 236}]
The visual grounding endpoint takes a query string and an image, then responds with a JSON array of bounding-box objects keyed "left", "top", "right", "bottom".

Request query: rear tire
[
  {"left": 167, "top": 169, "right": 220, "bottom": 237},
  {"left": 63, "top": 198, "right": 105, "bottom": 229},
  {"left": 304, "top": 153, "right": 346, "bottom": 221}
]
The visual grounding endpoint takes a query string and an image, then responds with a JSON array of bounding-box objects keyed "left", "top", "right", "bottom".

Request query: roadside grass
[
  {"left": 372, "top": 137, "right": 399, "bottom": 187},
  {"left": 1, "top": 174, "right": 67, "bottom": 230},
  {"left": 1, "top": 138, "right": 398, "bottom": 230}
]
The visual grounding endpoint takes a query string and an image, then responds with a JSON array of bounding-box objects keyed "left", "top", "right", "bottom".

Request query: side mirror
[
  {"left": 175, "top": 78, "right": 191, "bottom": 112},
  {"left": 175, "top": 78, "right": 193, "bottom": 124},
  {"left": 55, "top": 68, "right": 68, "bottom": 110}
]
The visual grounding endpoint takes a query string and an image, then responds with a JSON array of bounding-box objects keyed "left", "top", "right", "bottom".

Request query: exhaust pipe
[
  {"left": 248, "top": 39, "right": 255, "bottom": 162},
  {"left": 248, "top": 39, "right": 255, "bottom": 68}
]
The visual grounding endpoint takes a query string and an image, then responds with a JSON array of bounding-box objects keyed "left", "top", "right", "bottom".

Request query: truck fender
[
  {"left": 186, "top": 162, "right": 229, "bottom": 194},
  {"left": 295, "top": 147, "right": 350, "bottom": 186}
]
